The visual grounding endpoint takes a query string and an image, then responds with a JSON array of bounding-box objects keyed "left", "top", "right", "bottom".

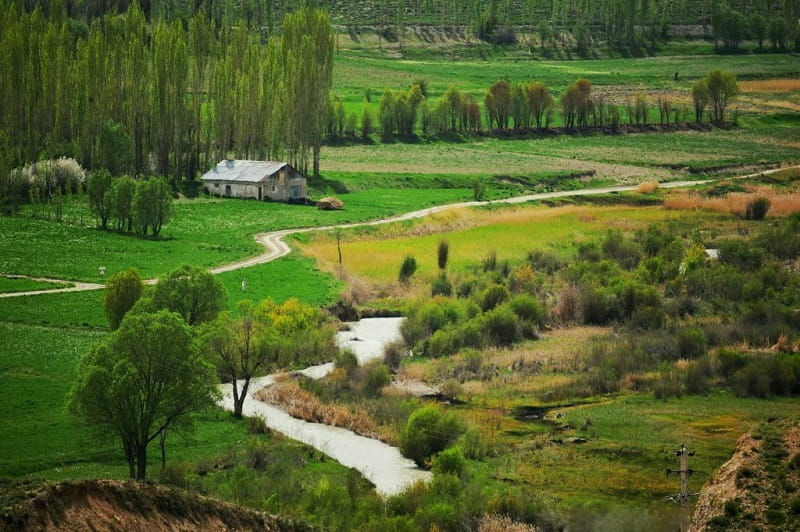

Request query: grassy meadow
[
  {"left": 1, "top": 38, "right": 799, "bottom": 530},
  {"left": 299, "top": 202, "right": 724, "bottom": 283}
]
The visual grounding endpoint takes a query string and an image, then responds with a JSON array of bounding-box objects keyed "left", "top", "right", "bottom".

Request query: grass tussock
[
  {"left": 255, "top": 383, "right": 380, "bottom": 440},
  {"left": 664, "top": 188, "right": 800, "bottom": 218},
  {"left": 739, "top": 79, "right": 800, "bottom": 93}
]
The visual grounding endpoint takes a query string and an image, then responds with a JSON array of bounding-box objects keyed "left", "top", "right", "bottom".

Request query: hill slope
[{"left": 0, "top": 479, "right": 313, "bottom": 532}]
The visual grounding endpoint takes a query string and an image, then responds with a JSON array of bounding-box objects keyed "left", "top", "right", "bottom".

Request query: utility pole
[
  {"left": 666, "top": 443, "right": 700, "bottom": 532},
  {"left": 666, "top": 443, "right": 699, "bottom": 503}
]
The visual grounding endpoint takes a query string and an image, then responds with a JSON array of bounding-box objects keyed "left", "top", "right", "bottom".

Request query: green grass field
[
  {"left": 300, "top": 203, "right": 725, "bottom": 283},
  {"left": 2, "top": 189, "right": 472, "bottom": 282},
  {"left": 0, "top": 277, "right": 70, "bottom": 294},
  {"left": 333, "top": 52, "right": 800, "bottom": 104}
]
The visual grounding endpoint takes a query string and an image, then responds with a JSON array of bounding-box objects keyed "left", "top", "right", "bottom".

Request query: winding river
[{"left": 217, "top": 317, "right": 431, "bottom": 497}]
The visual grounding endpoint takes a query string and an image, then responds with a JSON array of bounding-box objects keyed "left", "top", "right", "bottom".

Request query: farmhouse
[{"left": 201, "top": 160, "right": 307, "bottom": 202}]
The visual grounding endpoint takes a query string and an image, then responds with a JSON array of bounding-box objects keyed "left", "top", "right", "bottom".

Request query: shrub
[
  {"left": 684, "top": 358, "right": 711, "bottom": 395},
  {"left": 245, "top": 415, "right": 268, "bottom": 434},
  {"left": 414, "top": 501, "right": 461, "bottom": 532},
  {"left": 713, "top": 349, "right": 749, "bottom": 379},
  {"left": 158, "top": 463, "right": 188, "bottom": 489},
  {"left": 482, "top": 250, "right": 497, "bottom": 272},
  {"left": 438, "top": 240, "right": 450, "bottom": 270},
  {"left": 246, "top": 439, "right": 271, "bottom": 471},
  {"left": 384, "top": 341, "right": 406, "bottom": 372},
  {"left": 432, "top": 446, "right": 466, "bottom": 477},
  {"left": 400, "top": 406, "right": 462, "bottom": 466},
  {"left": 485, "top": 493, "right": 540, "bottom": 524},
  {"left": 431, "top": 274, "right": 453, "bottom": 297},
  {"left": 461, "top": 427, "right": 487, "bottom": 460},
  {"left": 362, "top": 363, "right": 391, "bottom": 398},
  {"left": 508, "top": 294, "right": 546, "bottom": 327},
  {"left": 677, "top": 327, "right": 707, "bottom": 359},
  {"left": 335, "top": 349, "right": 359, "bottom": 374},
  {"left": 602, "top": 229, "right": 642, "bottom": 269},
  {"left": 744, "top": 196, "right": 771, "bottom": 220},
  {"left": 482, "top": 305, "right": 521, "bottom": 346},
  {"left": 399, "top": 255, "right": 418, "bottom": 284},
  {"left": 473, "top": 179, "right": 486, "bottom": 201},
  {"left": 580, "top": 286, "right": 620, "bottom": 325},
  {"left": 653, "top": 365, "right": 683, "bottom": 400},
  {"left": 527, "top": 250, "right": 562, "bottom": 274},
  {"left": 481, "top": 284, "right": 509, "bottom": 311}
]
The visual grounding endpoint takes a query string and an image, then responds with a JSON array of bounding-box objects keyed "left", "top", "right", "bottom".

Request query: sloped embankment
[
  {"left": 0, "top": 479, "right": 313, "bottom": 532},
  {"left": 690, "top": 420, "right": 800, "bottom": 531}
]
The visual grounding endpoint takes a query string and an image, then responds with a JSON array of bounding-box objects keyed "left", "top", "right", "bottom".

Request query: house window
[{"left": 214, "top": 183, "right": 219, "bottom": 188}]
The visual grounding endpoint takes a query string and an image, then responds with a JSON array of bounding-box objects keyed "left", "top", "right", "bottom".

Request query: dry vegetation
[
  {"left": 255, "top": 381, "right": 382, "bottom": 440},
  {"left": 738, "top": 79, "right": 800, "bottom": 93},
  {"left": 637, "top": 180, "right": 659, "bottom": 194},
  {"left": 665, "top": 186, "right": 800, "bottom": 218}
]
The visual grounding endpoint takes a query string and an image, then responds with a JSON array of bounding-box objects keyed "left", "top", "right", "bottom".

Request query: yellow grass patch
[
  {"left": 664, "top": 187, "right": 800, "bottom": 217},
  {"left": 739, "top": 79, "right": 800, "bottom": 93}
]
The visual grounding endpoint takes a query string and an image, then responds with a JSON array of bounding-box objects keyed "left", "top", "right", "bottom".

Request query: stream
[{"left": 217, "top": 317, "right": 431, "bottom": 497}]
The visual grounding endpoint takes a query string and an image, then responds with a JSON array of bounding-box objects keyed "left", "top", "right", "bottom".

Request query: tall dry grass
[
  {"left": 664, "top": 188, "right": 800, "bottom": 218},
  {"left": 478, "top": 515, "right": 538, "bottom": 532},
  {"left": 739, "top": 79, "right": 800, "bottom": 93},
  {"left": 255, "top": 383, "right": 380, "bottom": 440}
]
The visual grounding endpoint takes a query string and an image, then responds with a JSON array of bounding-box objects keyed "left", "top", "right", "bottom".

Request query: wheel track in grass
[{"left": 2, "top": 165, "right": 795, "bottom": 299}]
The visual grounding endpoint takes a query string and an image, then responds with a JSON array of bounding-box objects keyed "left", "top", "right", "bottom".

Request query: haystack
[{"left": 317, "top": 197, "right": 345, "bottom": 210}]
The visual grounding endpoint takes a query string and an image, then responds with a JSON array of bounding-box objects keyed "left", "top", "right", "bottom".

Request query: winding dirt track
[{"left": 1, "top": 167, "right": 792, "bottom": 299}]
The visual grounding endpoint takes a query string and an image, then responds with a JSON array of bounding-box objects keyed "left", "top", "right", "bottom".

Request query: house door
[
  {"left": 290, "top": 185, "right": 302, "bottom": 199},
  {"left": 225, "top": 185, "right": 231, "bottom": 197},
  {"left": 258, "top": 187, "right": 262, "bottom": 201}
]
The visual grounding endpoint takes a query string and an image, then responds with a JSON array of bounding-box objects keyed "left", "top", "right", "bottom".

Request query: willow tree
[{"left": 280, "top": 4, "right": 334, "bottom": 177}]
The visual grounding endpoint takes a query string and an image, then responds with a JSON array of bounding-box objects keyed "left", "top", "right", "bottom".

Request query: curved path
[{"left": 1, "top": 166, "right": 794, "bottom": 298}]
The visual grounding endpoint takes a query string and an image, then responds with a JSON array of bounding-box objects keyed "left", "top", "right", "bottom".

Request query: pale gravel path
[{"left": 2, "top": 166, "right": 794, "bottom": 298}]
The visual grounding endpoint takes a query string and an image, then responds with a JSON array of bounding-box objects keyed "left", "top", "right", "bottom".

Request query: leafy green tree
[
  {"left": 103, "top": 268, "right": 144, "bottom": 330},
  {"left": 360, "top": 106, "right": 373, "bottom": 141},
  {"left": 254, "top": 297, "right": 338, "bottom": 369},
  {"left": 151, "top": 264, "right": 227, "bottom": 326},
  {"left": 379, "top": 89, "right": 397, "bottom": 141},
  {"left": 750, "top": 14, "right": 768, "bottom": 48},
  {"left": 87, "top": 169, "right": 113, "bottom": 229},
  {"left": 692, "top": 79, "right": 710, "bottom": 123},
  {"left": 98, "top": 120, "right": 134, "bottom": 176},
  {"left": 280, "top": 4, "right": 334, "bottom": 176},
  {"left": 769, "top": 17, "right": 789, "bottom": 49},
  {"left": 715, "top": 8, "right": 749, "bottom": 49},
  {"left": 202, "top": 301, "right": 272, "bottom": 418},
  {"left": 526, "top": 81, "right": 553, "bottom": 129},
  {"left": 110, "top": 176, "right": 136, "bottom": 231},
  {"left": 133, "top": 177, "right": 172, "bottom": 236},
  {"left": 485, "top": 80, "right": 511, "bottom": 130},
  {"left": 69, "top": 309, "right": 218, "bottom": 480},
  {"left": 705, "top": 69, "right": 740, "bottom": 123}
]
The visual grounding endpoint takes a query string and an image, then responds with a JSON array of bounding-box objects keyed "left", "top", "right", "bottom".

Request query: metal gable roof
[{"left": 200, "top": 160, "right": 288, "bottom": 183}]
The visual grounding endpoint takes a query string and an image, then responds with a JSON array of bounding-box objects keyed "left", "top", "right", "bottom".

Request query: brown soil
[
  {"left": 0, "top": 479, "right": 313, "bottom": 532},
  {"left": 689, "top": 431, "right": 761, "bottom": 531}
]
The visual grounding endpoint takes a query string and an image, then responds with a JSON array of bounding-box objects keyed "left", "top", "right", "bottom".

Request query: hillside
[
  {"left": 0, "top": 479, "right": 313, "bottom": 532},
  {"left": 690, "top": 420, "right": 800, "bottom": 531}
]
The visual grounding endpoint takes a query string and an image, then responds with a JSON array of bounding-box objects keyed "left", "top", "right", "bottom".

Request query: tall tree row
[{"left": 0, "top": 0, "right": 334, "bottom": 180}]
